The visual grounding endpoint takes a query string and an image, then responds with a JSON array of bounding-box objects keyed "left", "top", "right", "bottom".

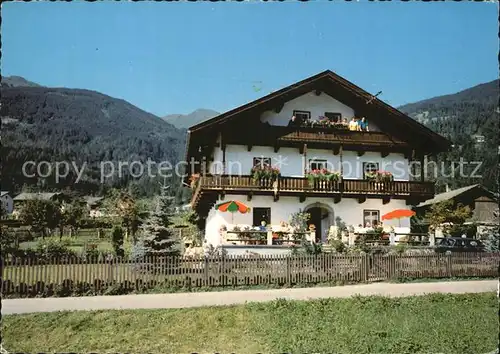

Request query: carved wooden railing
[
  {"left": 224, "top": 126, "right": 409, "bottom": 147},
  {"left": 195, "top": 175, "right": 435, "bottom": 196}
]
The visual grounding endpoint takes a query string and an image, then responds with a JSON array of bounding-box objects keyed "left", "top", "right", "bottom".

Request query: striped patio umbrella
[{"left": 215, "top": 200, "right": 251, "bottom": 223}]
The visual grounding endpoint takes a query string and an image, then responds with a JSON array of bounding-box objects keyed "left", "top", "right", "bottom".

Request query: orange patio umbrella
[
  {"left": 382, "top": 209, "right": 416, "bottom": 227},
  {"left": 215, "top": 200, "right": 251, "bottom": 223}
]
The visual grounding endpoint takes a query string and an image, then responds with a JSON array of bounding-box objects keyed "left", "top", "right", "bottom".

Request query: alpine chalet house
[{"left": 185, "top": 70, "right": 451, "bottom": 246}]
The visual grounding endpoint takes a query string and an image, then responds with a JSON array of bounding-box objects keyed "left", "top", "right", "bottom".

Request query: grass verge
[{"left": 2, "top": 292, "right": 497, "bottom": 353}]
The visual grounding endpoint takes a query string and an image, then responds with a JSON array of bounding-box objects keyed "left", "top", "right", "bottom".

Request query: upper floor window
[
  {"left": 325, "top": 112, "right": 342, "bottom": 123},
  {"left": 309, "top": 159, "right": 327, "bottom": 171},
  {"left": 292, "top": 110, "right": 310, "bottom": 124},
  {"left": 363, "top": 162, "right": 379, "bottom": 178},
  {"left": 253, "top": 157, "right": 271, "bottom": 168}
]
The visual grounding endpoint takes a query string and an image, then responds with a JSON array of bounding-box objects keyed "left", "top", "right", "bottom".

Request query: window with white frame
[
  {"left": 363, "top": 162, "right": 379, "bottom": 178},
  {"left": 293, "top": 110, "right": 311, "bottom": 124},
  {"left": 253, "top": 157, "right": 271, "bottom": 168},
  {"left": 363, "top": 210, "right": 380, "bottom": 228},
  {"left": 325, "top": 112, "right": 342, "bottom": 122},
  {"left": 309, "top": 159, "right": 327, "bottom": 171}
]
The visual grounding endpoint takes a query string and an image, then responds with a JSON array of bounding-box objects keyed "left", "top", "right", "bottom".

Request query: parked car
[{"left": 434, "top": 237, "right": 485, "bottom": 254}]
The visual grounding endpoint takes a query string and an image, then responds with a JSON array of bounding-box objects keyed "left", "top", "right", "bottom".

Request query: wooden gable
[{"left": 185, "top": 70, "right": 452, "bottom": 177}]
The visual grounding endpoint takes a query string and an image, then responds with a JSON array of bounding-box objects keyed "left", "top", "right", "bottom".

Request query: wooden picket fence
[{"left": 1, "top": 253, "right": 498, "bottom": 296}]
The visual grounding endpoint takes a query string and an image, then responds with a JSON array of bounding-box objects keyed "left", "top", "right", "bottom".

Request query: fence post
[
  {"left": 429, "top": 233, "right": 435, "bottom": 247},
  {"left": 107, "top": 255, "right": 114, "bottom": 283},
  {"left": 267, "top": 231, "right": 273, "bottom": 245},
  {"left": 349, "top": 231, "right": 355, "bottom": 246},
  {"left": 220, "top": 254, "right": 226, "bottom": 286},
  {"left": 360, "top": 254, "right": 369, "bottom": 282},
  {"left": 204, "top": 256, "right": 209, "bottom": 286},
  {"left": 388, "top": 254, "right": 396, "bottom": 279},
  {"left": 446, "top": 254, "right": 452, "bottom": 277},
  {"left": 286, "top": 257, "right": 291, "bottom": 285},
  {"left": 389, "top": 232, "right": 396, "bottom": 246}
]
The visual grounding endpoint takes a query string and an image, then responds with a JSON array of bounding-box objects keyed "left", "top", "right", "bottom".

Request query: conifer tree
[
  {"left": 483, "top": 209, "right": 499, "bottom": 252},
  {"left": 139, "top": 178, "right": 180, "bottom": 257}
]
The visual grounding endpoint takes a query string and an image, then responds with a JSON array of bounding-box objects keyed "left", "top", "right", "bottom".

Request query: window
[
  {"left": 325, "top": 112, "right": 342, "bottom": 123},
  {"left": 363, "top": 210, "right": 380, "bottom": 228},
  {"left": 253, "top": 207, "right": 271, "bottom": 226},
  {"left": 293, "top": 110, "right": 311, "bottom": 124},
  {"left": 309, "top": 159, "right": 327, "bottom": 171},
  {"left": 363, "top": 162, "right": 379, "bottom": 178},
  {"left": 253, "top": 157, "right": 271, "bottom": 168}
]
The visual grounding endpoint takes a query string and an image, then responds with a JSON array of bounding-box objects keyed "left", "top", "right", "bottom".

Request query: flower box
[
  {"left": 365, "top": 171, "right": 394, "bottom": 182},
  {"left": 306, "top": 169, "right": 341, "bottom": 184},
  {"left": 251, "top": 165, "right": 280, "bottom": 182},
  {"left": 298, "top": 117, "right": 349, "bottom": 131}
]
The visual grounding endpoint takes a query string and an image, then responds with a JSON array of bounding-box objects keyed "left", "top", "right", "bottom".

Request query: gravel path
[{"left": 3, "top": 280, "right": 497, "bottom": 315}]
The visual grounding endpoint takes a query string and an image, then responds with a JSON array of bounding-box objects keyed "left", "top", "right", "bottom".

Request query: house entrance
[{"left": 304, "top": 203, "right": 334, "bottom": 243}]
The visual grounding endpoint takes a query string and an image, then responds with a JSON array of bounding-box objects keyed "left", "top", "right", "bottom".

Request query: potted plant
[
  {"left": 251, "top": 165, "right": 280, "bottom": 185},
  {"left": 365, "top": 171, "right": 393, "bottom": 182},
  {"left": 306, "top": 169, "right": 341, "bottom": 189},
  {"left": 365, "top": 171, "right": 377, "bottom": 181},
  {"left": 376, "top": 171, "right": 394, "bottom": 182}
]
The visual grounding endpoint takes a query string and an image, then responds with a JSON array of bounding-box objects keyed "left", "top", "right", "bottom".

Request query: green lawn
[{"left": 2, "top": 292, "right": 497, "bottom": 353}]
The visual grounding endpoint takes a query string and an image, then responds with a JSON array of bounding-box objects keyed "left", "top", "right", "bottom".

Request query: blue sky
[{"left": 2, "top": 2, "right": 498, "bottom": 117}]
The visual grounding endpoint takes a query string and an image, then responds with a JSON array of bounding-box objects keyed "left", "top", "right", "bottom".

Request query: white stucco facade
[
  {"left": 199, "top": 91, "right": 416, "bottom": 245},
  {"left": 205, "top": 194, "right": 410, "bottom": 246},
  {"left": 260, "top": 91, "right": 381, "bottom": 131},
  {"left": 211, "top": 145, "right": 409, "bottom": 181}
]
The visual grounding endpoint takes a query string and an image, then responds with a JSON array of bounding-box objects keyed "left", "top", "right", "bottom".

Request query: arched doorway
[{"left": 304, "top": 202, "right": 335, "bottom": 243}]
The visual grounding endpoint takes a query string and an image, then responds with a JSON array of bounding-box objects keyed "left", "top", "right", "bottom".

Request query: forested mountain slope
[
  {"left": 398, "top": 79, "right": 499, "bottom": 192},
  {"left": 1, "top": 79, "right": 188, "bottom": 200}
]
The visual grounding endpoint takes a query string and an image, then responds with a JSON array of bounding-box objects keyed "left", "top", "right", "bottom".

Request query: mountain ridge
[
  {"left": 1, "top": 75, "right": 42, "bottom": 88},
  {"left": 162, "top": 108, "right": 219, "bottom": 129}
]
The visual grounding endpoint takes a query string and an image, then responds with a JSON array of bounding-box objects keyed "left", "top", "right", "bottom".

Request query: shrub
[
  {"left": 81, "top": 243, "right": 100, "bottom": 262},
  {"left": 329, "top": 239, "right": 346, "bottom": 253},
  {"left": 79, "top": 218, "right": 113, "bottom": 229},
  {"left": 111, "top": 226, "right": 125, "bottom": 257},
  {"left": 393, "top": 243, "right": 408, "bottom": 254},
  {"left": 1, "top": 226, "right": 19, "bottom": 257},
  {"left": 203, "top": 244, "right": 228, "bottom": 258},
  {"left": 302, "top": 241, "right": 322, "bottom": 255},
  {"left": 482, "top": 227, "right": 499, "bottom": 252},
  {"left": 448, "top": 223, "right": 477, "bottom": 238},
  {"left": 36, "top": 239, "right": 76, "bottom": 260}
]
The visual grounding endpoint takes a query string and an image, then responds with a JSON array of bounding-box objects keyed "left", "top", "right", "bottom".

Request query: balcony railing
[
  {"left": 223, "top": 125, "right": 409, "bottom": 148},
  {"left": 194, "top": 175, "right": 434, "bottom": 197}
]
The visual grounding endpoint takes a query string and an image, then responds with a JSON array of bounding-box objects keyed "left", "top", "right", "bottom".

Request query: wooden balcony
[
  {"left": 191, "top": 175, "right": 435, "bottom": 210},
  {"left": 220, "top": 125, "right": 412, "bottom": 154}
]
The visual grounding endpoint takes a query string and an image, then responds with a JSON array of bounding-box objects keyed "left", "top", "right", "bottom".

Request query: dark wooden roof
[
  {"left": 187, "top": 70, "right": 451, "bottom": 152},
  {"left": 415, "top": 184, "right": 498, "bottom": 209}
]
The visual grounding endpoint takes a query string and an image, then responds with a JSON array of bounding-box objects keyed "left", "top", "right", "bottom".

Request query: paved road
[{"left": 3, "top": 280, "right": 497, "bottom": 315}]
